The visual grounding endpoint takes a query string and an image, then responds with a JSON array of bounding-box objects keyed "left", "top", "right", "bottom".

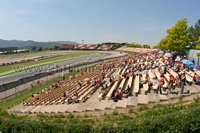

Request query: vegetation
[
  {"left": 155, "top": 18, "right": 200, "bottom": 52},
  {"left": 1, "top": 60, "right": 200, "bottom": 132},
  {"left": 99, "top": 42, "right": 125, "bottom": 49},
  {"left": 188, "top": 19, "right": 200, "bottom": 47},
  {"left": 157, "top": 18, "right": 192, "bottom": 52},
  {"left": 197, "top": 52, "right": 200, "bottom": 65},
  {"left": 99, "top": 42, "right": 151, "bottom": 49},
  {"left": 125, "top": 43, "right": 151, "bottom": 48},
  {"left": 1, "top": 100, "right": 200, "bottom": 132},
  {"left": 37, "top": 47, "right": 43, "bottom": 51},
  {"left": 195, "top": 37, "right": 200, "bottom": 50}
]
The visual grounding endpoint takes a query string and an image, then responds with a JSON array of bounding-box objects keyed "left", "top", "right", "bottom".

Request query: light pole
[{"left": 82, "top": 40, "right": 84, "bottom": 45}]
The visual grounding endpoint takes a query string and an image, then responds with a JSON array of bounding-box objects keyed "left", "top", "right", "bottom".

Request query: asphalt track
[{"left": 0, "top": 51, "right": 125, "bottom": 85}]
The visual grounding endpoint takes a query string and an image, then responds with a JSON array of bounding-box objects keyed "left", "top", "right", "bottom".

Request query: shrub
[
  {"left": 138, "top": 105, "right": 148, "bottom": 111},
  {"left": 112, "top": 110, "right": 118, "bottom": 116},
  {"left": 84, "top": 114, "right": 89, "bottom": 118},
  {"left": 58, "top": 114, "right": 65, "bottom": 118},
  {"left": 152, "top": 103, "right": 162, "bottom": 109},
  {"left": 66, "top": 113, "right": 74, "bottom": 119},
  {"left": 194, "top": 96, "right": 200, "bottom": 103},
  {"left": 103, "top": 112, "right": 107, "bottom": 117},
  {"left": 128, "top": 108, "right": 134, "bottom": 113},
  {"left": 178, "top": 95, "right": 183, "bottom": 102}
]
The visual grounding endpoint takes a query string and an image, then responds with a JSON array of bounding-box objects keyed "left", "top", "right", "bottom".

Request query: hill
[{"left": 0, "top": 39, "right": 78, "bottom": 49}]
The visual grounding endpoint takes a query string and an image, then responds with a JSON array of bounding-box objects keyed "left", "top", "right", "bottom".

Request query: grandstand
[
  {"left": 97, "top": 45, "right": 113, "bottom": 51},
  {"left": 60, "top": 44, "right": 74, "bottom": 50},
  {"left": 60, "top": 44, "right": 112, "bottom": 51},
  {"left": 117, "top": 47, "right": 156, "bottom": 53},
  {"left": 74, "top": 44, "right": 98, "bottom": 50},
  {"left": 8, "top": 49, "right": 200, "bottom": 114}
]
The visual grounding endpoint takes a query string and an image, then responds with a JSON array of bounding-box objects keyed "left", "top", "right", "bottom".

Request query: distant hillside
[{"left": 0, "top": 39, "right": 78, "bottom": 49}]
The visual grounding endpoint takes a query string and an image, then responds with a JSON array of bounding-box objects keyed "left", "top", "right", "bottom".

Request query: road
[{"left": 0, "top": 51, "right": 126, "bottom": 85}]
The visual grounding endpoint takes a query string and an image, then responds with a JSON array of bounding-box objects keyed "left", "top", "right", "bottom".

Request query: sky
[{"left": 0, "top": 0, "right": 200, "bottom": 46}]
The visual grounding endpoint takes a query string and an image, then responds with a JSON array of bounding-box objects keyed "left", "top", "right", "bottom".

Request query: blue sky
[{"left": 0, "top": 0, "right": 200, "bottom": 46}]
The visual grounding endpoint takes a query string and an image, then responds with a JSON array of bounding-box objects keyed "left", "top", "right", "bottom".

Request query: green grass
[
  {"left": 0, "top": 51, "right": 96, "bottom": 76},
  {"left": 0, "top": 71, "right": 78, "bottom": 110},
  {"left": 112, "top": 110, "right": 119, "bottom": 115},
  {"left": 138, "top": 105, "right": 148, "bottom": 111},
  {"left": 128, "top": 108, "right": 134, "bottom": 113}
]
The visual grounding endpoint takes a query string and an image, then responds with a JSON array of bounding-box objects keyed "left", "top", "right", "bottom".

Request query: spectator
[
  {"left": 72, "top": 93, "right": 77, "bottom": 103},
  {"left": 193, "top": 73, "right": 197, "bottom": 83},
  {"left": 175, "top": 75, "right": 180, "bottom": 88},
  {"left": 87, "top": 80, "right": 91, "bottom": 85},
  {"left": 168, "top": 74, "right": 174, "bottom": 93},
  {"left": 156, "top": 75, "right": 164, "bottom": 94},
  {"left": 113, "top": 89, "right": 122, "bottom": 102},
  {"left": 192, "top": 58, "right": 195, "bottom": 64},
  {"left": 62, "top": 72, "right": 65, "bottom": 80},
  {"left": 195, "top": 77, "right": 200, "bottom": 85},
  {"left": 62, "top": 91, "right": 66, "bottom": 98},
  {"left": 180, "top": 73, "right": 186, "bottom": 94},
  {"left": 123, "top": 85, "right": 130, "bottom": 94},
  {"left": 37, "top": 79, "right": 41, "bottom": 85}
]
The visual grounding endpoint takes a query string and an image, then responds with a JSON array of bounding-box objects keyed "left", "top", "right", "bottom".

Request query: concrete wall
[{"left": 188, "top": 49, "right": 200, "bottom": 65}]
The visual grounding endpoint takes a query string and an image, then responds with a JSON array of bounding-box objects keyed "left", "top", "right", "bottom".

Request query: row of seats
[{"left": 23, "top": 71, "right": 101, "bottom": 105}]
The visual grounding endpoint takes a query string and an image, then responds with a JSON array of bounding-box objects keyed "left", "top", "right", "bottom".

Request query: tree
[
  {"left": 197, "top": 52, "right": 200, "bottom": 65},
  {"left": 188, "top": 19, "right": 200, "bottom": 46},
  {"left": 143, "top": 44, "right": 150, "bottom": 48},
  {"left": 158, "top": 38, "right": 168, "bottom": 50},
  {"left": 53, "top": 45, "right": 60, "bottom": 50},
  {"left": 125, "top": 43, "right": 143, "bottom": 48},
  {"left": 195, "top": 37, "right": 200, "bottom": 50},
  {"left": 158, "top": 18, "right": 192, "bottom": 52},
  {"left": 38, "top": 47, "right": 43, "bottom": 51},
  {"left": 153, "top": 45, "right": 159, "bottom": 49}
]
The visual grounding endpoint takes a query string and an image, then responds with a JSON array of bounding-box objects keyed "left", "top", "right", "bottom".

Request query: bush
[
  {"left": 93, "top": 122, "right": 115, "bottom": 133},
  {"left": 103, "top": 112, "right": 107, "bottom": 117},
  {"left": 112, "top": 110, "right": 118, "bottom": 116},
  {"left": 138, "top": 105, "right": 148, "bottom": 111},
  {"left": 128, "top": 108, "right": 134, "bottom": 113},
  {"left": 152, "top": 103, "right": 162, "bottom": 109},
  {"left": 84, "top": 114, "right": 89, "bottom": 118},
  {"left": 2, "top": 103, "right": 200, "bottom": 132},
  {"left": 66, "top": 113, "right": 74, "bottom": 119},
  {"left": 66, "top": 123, "right": 92, "bottom": 133}
]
